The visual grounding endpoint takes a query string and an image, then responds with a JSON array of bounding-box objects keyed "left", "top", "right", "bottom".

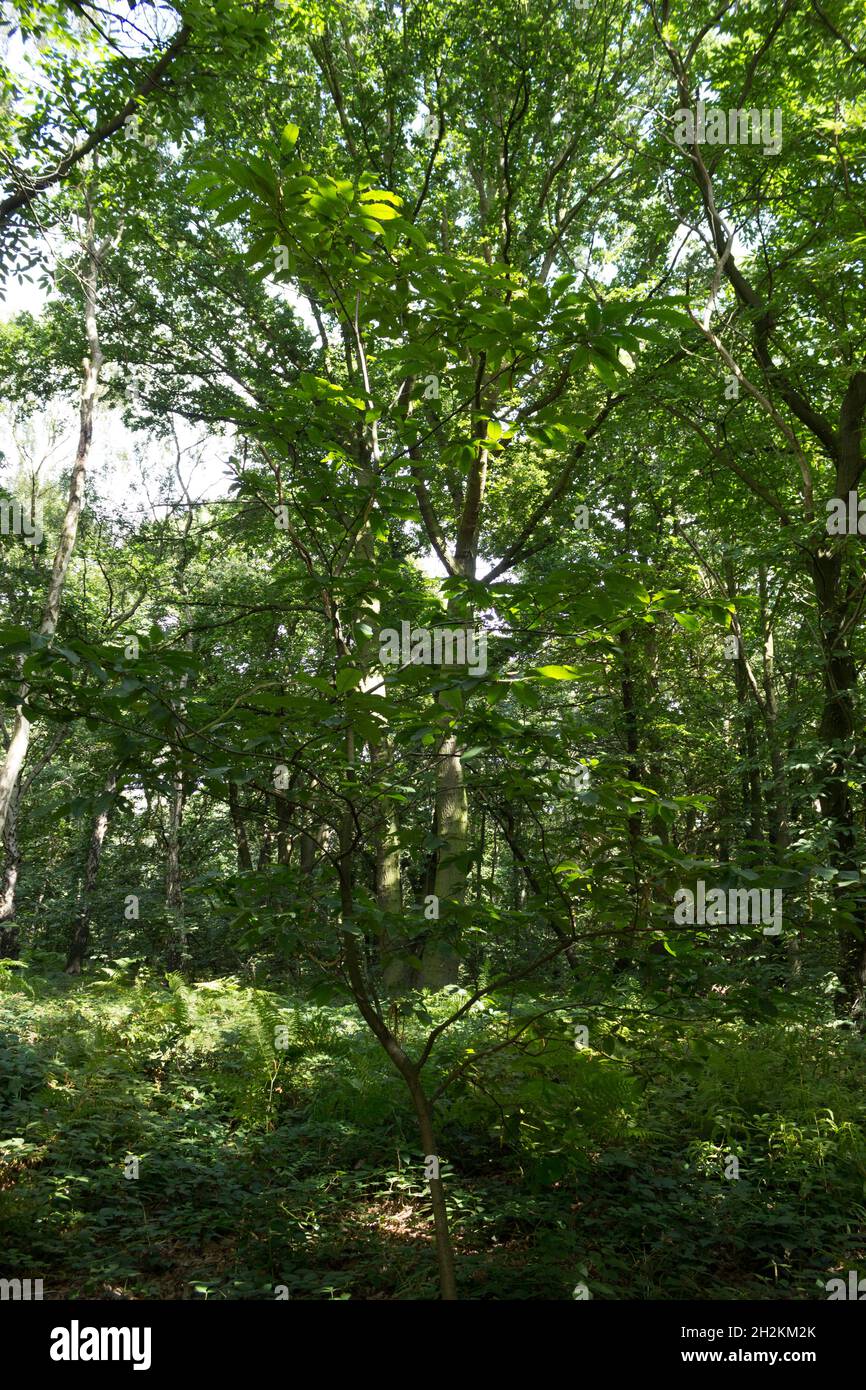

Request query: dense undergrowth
[{"left": 1, "top": 958, "right": 864, "bottom": 1300}]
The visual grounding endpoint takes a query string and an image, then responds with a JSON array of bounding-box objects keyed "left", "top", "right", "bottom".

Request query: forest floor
[{"left": 1, "top": 960, "right": 864, "bottom": 1300}]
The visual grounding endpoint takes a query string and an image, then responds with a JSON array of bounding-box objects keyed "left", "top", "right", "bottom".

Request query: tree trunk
[
  {"left": 228, "top": 781, "right": 254, "bottom": 871},
  {"left": 274, "top": 787, "right": 294, "bottom": 865},
  {"left": 758, "top": 565, "right": 789, "bottom": 862},
  {"left": 0, "top": 206, "right": 103, "bottom": 844},
  {"left": 419, "top": 728, "right": 467, "bottom": 988},
  {"left": 65, "top": 767, "right": 118, "bottom": 974},
  {"left": 257, "top": 824, "right": 273, "bottom": 870},
  {"left": 164, "top": 641, "right": 192, "bottom": 973},
  {"left": 406, "top": 1072, "right": 458, "bottom": 1300},
  {"left": 336, "top": 731, "right": 458, "bottom": 1298},
  {"left": 378, "top": 795, "right": 411, "bottom": 990},
  {"left": 0, "top": 779, "right": 21, "bottom": 959},
  {"left": 300, "top": 825, "right": 321, "bottom": 873},
  {"left": 810, "top": 549, "right": 866, "bottom": 1019},
  {"left": 164, "top": 755, "right": 187, "bottom": 972},
  {"left": 724, "top": 561, "right": 763, "bottom": 849},
  {"left": 615, "top": 616, "right": 645, "bottom": 971}
]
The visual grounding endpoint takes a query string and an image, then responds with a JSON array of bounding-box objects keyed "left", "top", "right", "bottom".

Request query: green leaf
[
  {"left": 359, "top": 202, "right": 399, "bottom": 221},
  {"left": 535, "top": 664, "right": 581, "bottom": 680},
  {"left": 336, "top": 668, "right": 364, "bottom": 694}
]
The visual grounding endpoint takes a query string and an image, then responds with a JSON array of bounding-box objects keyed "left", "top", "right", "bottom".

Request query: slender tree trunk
[
  {"left": 164, "top": 639, "right": 192, "bottom": 972},
  {"left": 811, "top": 551, "right": 866, "bottom": 1019},
  {"left": 257, "top": 824, "right": 273, "bottom": 870},
  {"left": 378, "top": 807, "right": 411, "bottom": 989},
  {"left": 164, "top": 756, "right": 187, "bottom": 972},
  {"left": 758, "top": 566, "right": 789, "bottom": 861},
  {"left": 717, "top": 737, "right": 732, "bottom": 866},
  {"left": 724, "top": 562, "right": 763, "bottom": 848},
  {"left": 347, "top": 502, "right": 407, "bottom": 989},
  {"left": 736, "top": 661, "right": 763, "bottom": 846},
  {"left": 275, "top": 790, "right": 293, "bottom": 865},
  {"left": 0, "top": 206, "right": 103, "bottom": 844},
  {"left": 337, "top": 727, "right": 457, "bottom": 1299},
  {"left": 406, "top": 1072, "right": 458, "bottom": 1300},
  {"left": 65, "top": 767, "right": 118, "bottom": 974},
  {"left": 616, "top": 619, "right": 645, "bottom": 970},
  {"left": 420, "top": 728, "right": 468, "bottom": 988},
  {"left": 0, "top": 726, "right": 68, "bottom": 959},
  {"left": 228, "top": 781, "right": 253, "bottom": 871},
  {"left": 300, "top": 825, "right": 321, "bottom": 873},
  {"left": 415, "top": 409, "right": 488, "bottom": 987},
  {"left": 756, "top": 566, "right": 799, "bottom": 978},
  {"left": 0, "top": 780, "right": 21, "bottom": 959}
]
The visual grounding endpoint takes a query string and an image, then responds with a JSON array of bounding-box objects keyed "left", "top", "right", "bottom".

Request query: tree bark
[
  {"left": 164, "top": 652, "right": 191, "bottom": 973},
  {"left": 164, "top": 752, "right": 188, "bottom": 972},
  {"left": 337, "top": 728, "right": 458, "bottom": 1298},
  {"left": 0, "top": 780, "right": 21, "bottom": 959},
  {"left": 228, "top": 781, "right": 254, "bottom": 871},
  {"left": 810, "top": 549, "right": 866, "bottom": 1018},
  {"left": 758, "top": 565, "right": 787, "bottom": 860},
  {"left": 0, "top": 202, "right": 103, "bottom": 844},
  {"left": 300, "top": 825, "right": 321, "bottom": 873},
  {"left": 724, "top": 562, "right": 763, "bottom": 847},
  {"left": 65, "top": 767, "right": 119, "bottom": 974},
  {"left": 419, "top": 728, "right": 468, "bottom": 988}
]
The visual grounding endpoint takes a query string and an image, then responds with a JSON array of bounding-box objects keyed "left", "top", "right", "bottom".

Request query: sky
[
  {"left": 0, "top": 5, "right": 233, "bottom": 516},
  {"left": 0, "top": 275, "right": 448, "bottom": 577}
]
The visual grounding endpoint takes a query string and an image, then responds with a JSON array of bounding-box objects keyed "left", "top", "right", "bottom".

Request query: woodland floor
[{"left": 1, "top": 959, "right": 864, "bottom": 1300}]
